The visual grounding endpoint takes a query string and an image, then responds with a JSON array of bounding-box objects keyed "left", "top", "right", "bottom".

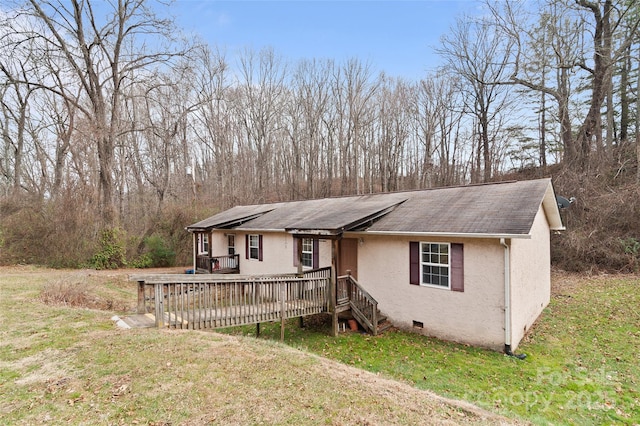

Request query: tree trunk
[
  {"left": 619, "top": 42, "right": 630, "bottom": 143},
  {"left": 574, "top": 0, "right": 613, "bottom": 168}
]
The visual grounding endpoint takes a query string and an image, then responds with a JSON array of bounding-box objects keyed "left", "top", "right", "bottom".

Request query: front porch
[{"left": 195, "top": 253, "right": 240, "bottom": 274}]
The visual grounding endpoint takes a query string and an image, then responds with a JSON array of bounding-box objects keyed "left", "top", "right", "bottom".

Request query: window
[
  {"left": 246, "top": 234, "right": 263, "bottom": 261},
  {"left": 293, "top": 237, "right": 319, "bottom": 269},
  {"left": 421, "top": 242, "right": 450, "bottom": 288},
  {"left": 301, "top": 238, "right": 313, "bottom": 268},
  {"left": 199, "top": 234, "right": 209, "bottom": 254},
  {"left": 410, "top": 242, "right": 464, "bottom": 291},
  {"left": 227, "top": 234, "right": 235, "bottom": 256},
  {"left": 249, "top": 235, "right": 259, "bottom": 259}
]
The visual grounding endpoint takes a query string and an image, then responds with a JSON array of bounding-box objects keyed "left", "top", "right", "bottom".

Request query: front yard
[
  {"left": 1, "top": 267, "right": 638, "bottom": 424},
  {"left": 221, "top": 271, "right": 640, "bottom": 425}
]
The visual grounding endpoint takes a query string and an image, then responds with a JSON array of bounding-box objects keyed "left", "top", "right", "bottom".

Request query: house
[{"left": 186, "top": 178, "right": 564, "bottom": 352}]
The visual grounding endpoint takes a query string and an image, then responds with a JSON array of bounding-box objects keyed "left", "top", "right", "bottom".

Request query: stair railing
[{"left": 337, "top": 272, "right": 378, "bottom": 335}]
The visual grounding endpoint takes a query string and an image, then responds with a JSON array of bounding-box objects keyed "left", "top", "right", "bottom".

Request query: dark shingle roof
[
  {"left": 186, "top": 179, "right": 564, "bottom": 238},
  {"left": 240, "top": 193, "right": 409, "bottom": 234},
  {"left": 187, "top": 204, "right": 283, "bottom": 231}
]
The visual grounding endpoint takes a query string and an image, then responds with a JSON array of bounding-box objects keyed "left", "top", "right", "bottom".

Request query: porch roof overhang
[
  {"left": 283, "top": 202, "right": 404, "bottom": 239},
  {"left": 185, "top": 204, "right": 282, "bottom": 232},
  {"left": 232, "top": 195, "right": 408, "bottom": 237}
]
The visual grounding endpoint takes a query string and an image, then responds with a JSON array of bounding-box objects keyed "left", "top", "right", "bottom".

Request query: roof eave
[
  {"left": 348, "top": 230, "right": 533, "bottom": 239},
  {"left": 286, "top": 228, "right": 342, "bottom": 237},
  {"left": 186, "top": 211, "right": 275, "bottom": 232}
]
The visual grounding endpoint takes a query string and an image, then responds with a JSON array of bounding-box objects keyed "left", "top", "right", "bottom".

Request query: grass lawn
[
  {"left": 0, "top": 266, "right": 514, "bottom": 425},
  {"left": 1, "top": 267, "right": 637, "bottom": 425},
  {"left": 220, "top": 271, "right": 640, "bottom": 425}
]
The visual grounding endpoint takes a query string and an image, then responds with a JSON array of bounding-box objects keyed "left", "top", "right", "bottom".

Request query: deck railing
[
  {"left": 337, "top": 273, "right": 379, "bottom": 335},
  {"left": 196, "top": 254, "right": 239, "bottom": 273},
  {"left": 134, "top": 272, "right": 330, "bottom": 330}
]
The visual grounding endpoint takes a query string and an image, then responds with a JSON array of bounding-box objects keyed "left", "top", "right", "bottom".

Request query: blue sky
[{"left": 171, "top": 0, "right": 483, "bottom": 81}]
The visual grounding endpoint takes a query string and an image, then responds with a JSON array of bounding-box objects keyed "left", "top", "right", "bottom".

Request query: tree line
[{"left": 1, "top": 0, "right": 639, "bottom": 267}]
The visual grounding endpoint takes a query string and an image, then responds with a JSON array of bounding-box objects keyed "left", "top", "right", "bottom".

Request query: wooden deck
[
  {"left": 122, "top": 267, "right": 391, "bottom": 338},
  {"left": 121, "top": 299, "right": 323, "bottom": 329},
  {"left": 127, "top": 268, "right": 332, "bottom": 336}
]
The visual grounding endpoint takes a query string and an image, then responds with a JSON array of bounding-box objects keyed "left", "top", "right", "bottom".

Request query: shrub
[
  {"left": 129, "top": 253, "right": 153, "bottom": 269},
  {"left": 143, "top": 235, "right": 176, "bottom": 267},
  {"left": 0, "top": 191, "right": 97, "bottom": 268},
  {"left": 39, "top": 276, "right": 129, "bottom": 311},
  {"left": 91, "top": 228, "right": 127, "bottom": 270},
  {"left": 40, "top": 279, "right": 93, "bottom": 307}
]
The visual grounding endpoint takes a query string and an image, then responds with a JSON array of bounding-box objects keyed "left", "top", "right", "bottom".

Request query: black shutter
[
  {"left": 450, "top": 243, "right": 464, "bottom": 292},
  {"left": 409, "top": 241, "right": 420, "bottom": 285},
  {"left": 258, "top": 235, "right": 263, "bottom": 261},
  {"left": 245, "top": 235, "right": 249, "bottom": 259}
]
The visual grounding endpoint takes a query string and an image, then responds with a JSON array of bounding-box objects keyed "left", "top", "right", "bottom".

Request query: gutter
[
  {"left": 500, "top": 238, "right": 526, "bottom": 360},
  {"left": 359, "top": 230, "right": 532, "bottom": 240}
]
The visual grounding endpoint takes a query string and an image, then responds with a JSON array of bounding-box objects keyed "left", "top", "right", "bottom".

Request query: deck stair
[{"left": 337, "top": 273, "right": 391, "bottom": 336}]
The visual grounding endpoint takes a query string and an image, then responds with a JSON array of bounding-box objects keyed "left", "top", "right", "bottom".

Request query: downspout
[{"left": 500, "top": 238, "right": 526, "bottom": 360}]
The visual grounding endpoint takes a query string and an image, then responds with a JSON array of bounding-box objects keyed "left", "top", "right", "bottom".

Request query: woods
[{"left": 1, "top": 0, "right": 639, "bottom": 270}]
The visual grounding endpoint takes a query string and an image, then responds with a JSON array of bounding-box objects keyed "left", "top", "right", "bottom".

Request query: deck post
[
  {"left": 330, "top": 239, "right": 339, "bottom": 337},
  {"left": 256, "top": 323, "right": 261, "bottom": 337},
  {"left": 137, "top": 281, "right": 146, "bottom": 314},
  {"left": 280, "top": 283, "right": 286, "bottom": 342},
  {"left": 154, "top": 283, "right": 165, "bottom": 328}
]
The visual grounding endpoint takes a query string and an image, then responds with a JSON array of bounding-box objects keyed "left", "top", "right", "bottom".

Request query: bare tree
[
  {"left": 235, "top": 47, "right": 287, "bottom": 199},
  {"left": 487, "top": 0, "right": 640, "bottom": 169},
  {"left": 331, "top": 59, "right": 379, "bottom": 194},
  {"left": 437, "top": 16, "right": 515, "bottom": 182},
  {"left": 288, "top": 59, "right": 332, "bottom": 198},
  {"left": 4, "top": 0, "right": 190, "bottom": 225}
]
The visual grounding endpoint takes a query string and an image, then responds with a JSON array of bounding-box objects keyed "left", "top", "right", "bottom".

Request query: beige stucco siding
[
  {"left": 353, "top": 234, "right": 506, "bottom": 350},
  {"left": 509, "top": 205, "right": 551, "bottom": 349},
  {"left": 210, "top": 231, "right": 331, "bottom": 275},
  {"left": 210, "top": 231, "right": 231, "bottom": 257}
]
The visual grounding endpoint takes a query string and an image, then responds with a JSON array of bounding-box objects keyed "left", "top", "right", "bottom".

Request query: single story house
[{"left": 186, "top": 178, "right": 564, "bottom": 352}]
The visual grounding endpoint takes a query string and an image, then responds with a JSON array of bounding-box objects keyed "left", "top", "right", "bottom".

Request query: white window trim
[
  {"left": 248, "top": 234, "right": 260, "bottom": 260},
  {"left": 227, "top": 234, "right": 235, "bottom": 256},
  {"left": 199, "top": 234, "right": 209, "bottom": 255},
  {"left": 420, "top": 242, "right": 451, "bottom": 290},
  {"left": 301, "top": 238, "right": 313, "bottom": 268}
]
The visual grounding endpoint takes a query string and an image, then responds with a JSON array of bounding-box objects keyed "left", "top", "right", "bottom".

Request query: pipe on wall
[{"left": 500, "top": 238, "right": 526, "bottom": 360}]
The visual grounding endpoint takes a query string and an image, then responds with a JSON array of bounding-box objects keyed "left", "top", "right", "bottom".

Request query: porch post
[
  {"left": 296, "top": 237, "right": 303, "bottom": 276},
  {"left": 192, "top": 232, "right": 198, "bottom": 271},
  {"left": 208, "top": 230, "right": 213, "bottom": 272},
  {"left": 330, "top": 239, "right": 339, "bottom": 337}
]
